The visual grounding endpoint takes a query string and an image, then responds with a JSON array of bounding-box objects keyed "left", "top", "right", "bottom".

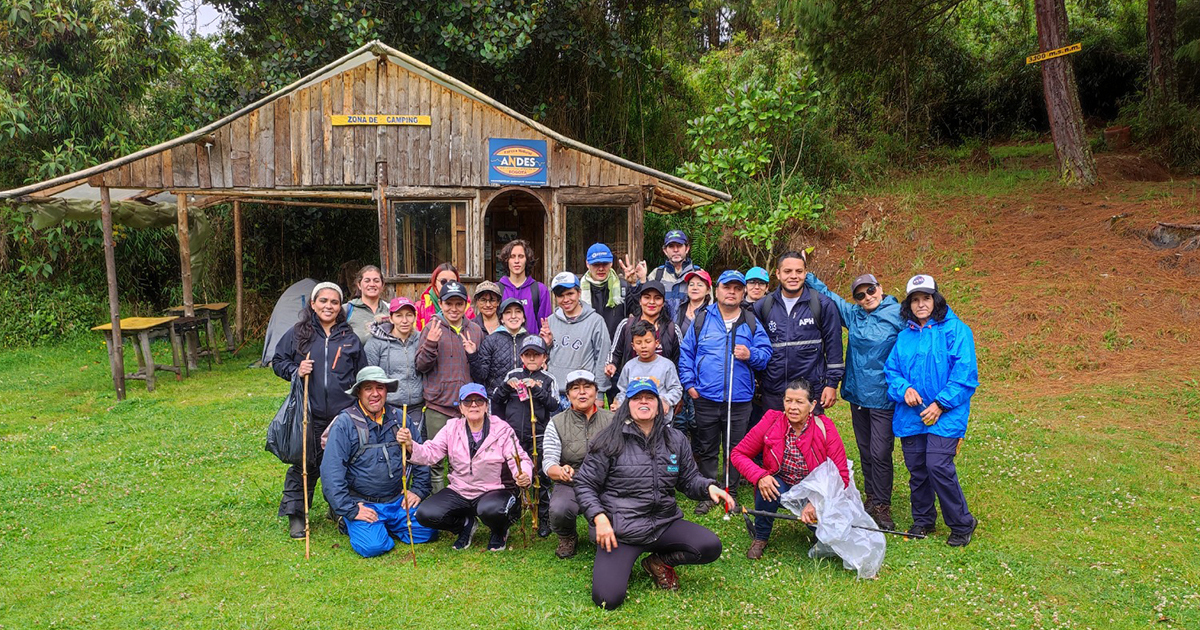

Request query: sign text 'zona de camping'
[
  {"left": 488, "top": 139, "right": 548, "bottom": 186},
  {"left": 330, "top": 114, "right": 432, "bottom": 126}
]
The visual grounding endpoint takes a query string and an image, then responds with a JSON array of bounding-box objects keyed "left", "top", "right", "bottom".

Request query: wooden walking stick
[
  {"left": 400, "top": 404, "right": 417, "bottom": 568},
  {"left": 301, "top": 352, "right": 311, "bottom": 559},
  {"left": 509, "top": 435, "right": 532, "bottom": 546},
  {"left": 529, "top": 394, "right": 540, "bottom": 531}
]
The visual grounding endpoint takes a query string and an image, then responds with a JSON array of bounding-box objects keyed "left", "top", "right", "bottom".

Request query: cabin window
[
  {"left": 565, "top": 206, "right": 628, "bottom": 274},
  {"left": 391, "top": 200, "right": 468, "bottom": 276}
]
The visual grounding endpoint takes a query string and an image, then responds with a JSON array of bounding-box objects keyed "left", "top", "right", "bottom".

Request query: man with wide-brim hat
[{"left": 320, "top": 366, "right": 436, "bottom": 557}]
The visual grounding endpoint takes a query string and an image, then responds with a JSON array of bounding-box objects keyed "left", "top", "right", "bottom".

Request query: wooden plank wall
[{"left": 103, "top": 58, "right": 665, "bottom": 192}]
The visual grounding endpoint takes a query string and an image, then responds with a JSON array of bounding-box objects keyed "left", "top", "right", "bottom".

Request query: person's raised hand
[
  {"left": 904, "top": 387, "right": 923, "bottom": 408},
  {"left": 757, "top": 474, "right": 780, "bottom": 501},
  {"left": 821, "top": 386, "right": 837, "bottom": 409},
  {"left": 733, "top": 344, "right": 750, "bottom": 361},
  {"left": 426, "top": 318, "right": 444, "bottom": 343},
  {"left": 539, "top": 320, "right": 553, "bottom": 345},
  {"left": 461, "top": 329, "right": 477, "bottom": 354},
  {"left": 800, "top": 502, "right": 818, "bottom": 524},
  {"left": 297, "top": 359, "right": 314, "bottom": 377},
  {"left": 355, "top": 502, "right": 379, "bottom": 523},
  {"left": 594, "top": 514, "right": 618, "bottom": 552}
]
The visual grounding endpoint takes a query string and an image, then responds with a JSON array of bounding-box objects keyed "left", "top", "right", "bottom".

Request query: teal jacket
[
  {"left": 806, "top": 273, "right": 903, "bottom": 409},
  {"left": 884, "top": 308, "right": 978, "bottom": 439}
]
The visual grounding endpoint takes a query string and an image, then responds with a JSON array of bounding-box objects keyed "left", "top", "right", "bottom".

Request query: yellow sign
[
  {"left": 1026, "top": 43, "right": 1082, "bottom": 65},
  {"left": 330, "top": 114, "right": 432, "bottom": 126}
]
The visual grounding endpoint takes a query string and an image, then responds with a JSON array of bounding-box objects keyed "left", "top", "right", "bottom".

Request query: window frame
[{"left": 386, "top": 197, "right": 473, "bottom": 282}]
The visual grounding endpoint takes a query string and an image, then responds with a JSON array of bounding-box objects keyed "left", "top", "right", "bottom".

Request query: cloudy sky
[{"left": 174, "top": 0, "right": 224, "bottom": 36}]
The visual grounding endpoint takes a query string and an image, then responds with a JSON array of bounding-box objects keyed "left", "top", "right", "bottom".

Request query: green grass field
[{"left": 1, "top": 336, "right": 1197, "bottom": 629}]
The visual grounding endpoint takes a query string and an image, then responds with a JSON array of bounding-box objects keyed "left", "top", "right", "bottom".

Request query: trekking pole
[
  {"left": 723, "top": 330, "right": 736, "bottom": 521},
  {"left": 529, "top": 393, "right": 540, "bottom": 532},
  {"left": 400, "top": 404, "right": 417, "bottom": 568},
  {"left": 301, "top": 352, "right": 311, "bottom": 559}
]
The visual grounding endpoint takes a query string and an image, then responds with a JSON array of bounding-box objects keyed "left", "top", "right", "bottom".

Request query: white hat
[
  {"left": 905, "top": 274, "right": 937, "bottom": 296},
  {"left": 310, "top": 282, "right": 344, "bottom": 302},
  {"left": 551, "top": 271, "right": 580, "bottom": 293}
]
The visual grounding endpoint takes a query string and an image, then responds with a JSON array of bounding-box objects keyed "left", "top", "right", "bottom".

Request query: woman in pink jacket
[
  {"left": 731, "top": 377, "right": 850, "bottom": 559},
  {"left": 398, "top": 383, "right": 532, "bottom": 551}
]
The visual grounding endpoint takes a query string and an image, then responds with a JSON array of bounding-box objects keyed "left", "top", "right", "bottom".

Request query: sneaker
[
  {"left": 555, "top": 534, "right": 578, "bottom": 559},
  {"left": 288, "top": 514, "right": 306, "bottom": 539},
  {"left": 641, "top": 554, "right": 680, "bottom": 590},
  {"left": 452, "top": 517, "right": 478, "bottom": 550},
  {"left": 947, "top": 519, "right": 977, "bottom": 547},
  {"left": 746, "top": 539, "right": 768, "bottom": 560},
  {"left": 537, "top": 520, "right": 553, "bottom": 538},
  {"left": 693, "top": 500, "right": 715, "bottom": 515},
  {"left": 906, "top": 523, "right": 935, "bottom": 538},
  {"left": 871, "top": 504, "right": 896, "bottom": 531},
  {"left": 487, "top": 529, "right": 509, "bottom": 551}
]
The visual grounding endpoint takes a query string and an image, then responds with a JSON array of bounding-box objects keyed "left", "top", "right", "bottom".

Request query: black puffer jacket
[
  {"left": 272, "top": 313, "right": 365, "bottom": 420},
  {"left": 574, "top": 418, "right": 713, "bottom": 546},
  {"left": 469, "top": 327, "right": 529, "bottom": 392}
]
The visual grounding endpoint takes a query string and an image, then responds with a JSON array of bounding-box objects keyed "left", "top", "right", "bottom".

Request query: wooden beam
[
  {"left": 555, "top": 187, "right": 642, "bottom": 204},
  {"left": 233, "top": 200, "right": 244, "bottom": 344},
  {"left": 384, "top": 186, "right": 477, "bottom": 199},
  {"left": 167, "top": 188, "right": 373, "bottom": 199},
  {"left": 177, "top": 192, "right": 198, "bottom": 369},
  {"left": 99, "top": 186, "right": 126, "bottom": 401},
  {"left": 233, "top": 198, "right": 375, "bottom": 210}
]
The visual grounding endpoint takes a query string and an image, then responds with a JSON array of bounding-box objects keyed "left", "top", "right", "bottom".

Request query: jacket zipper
[{"left": 323, "top": 335, "right": 331, "bottom": 403}]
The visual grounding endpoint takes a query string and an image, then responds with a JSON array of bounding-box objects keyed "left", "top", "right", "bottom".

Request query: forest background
[{"left": 1, "top": 0, "right": 1195, "bottom": 346}]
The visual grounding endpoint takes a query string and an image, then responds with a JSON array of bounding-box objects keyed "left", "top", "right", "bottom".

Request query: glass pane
[
  {"left": 392, "top": 201, "right": 460, "bottom": 275},
  {"left": 565, "top": 206, "right": 628, "bottom": 274}
]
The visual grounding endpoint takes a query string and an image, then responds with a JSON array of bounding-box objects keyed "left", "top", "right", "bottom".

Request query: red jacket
[{"left": 731, "top": 410, "right": 850, "bottom": 488}]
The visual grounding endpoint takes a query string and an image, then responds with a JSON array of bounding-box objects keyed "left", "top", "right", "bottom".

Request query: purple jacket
[{"left": 499, "top": 276, "right": 552, "bottom": 334}]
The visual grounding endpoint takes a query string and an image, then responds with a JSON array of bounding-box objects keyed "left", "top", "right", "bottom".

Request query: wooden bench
[
  {"left": 166, "top": 302, "right": 236, "bottom": 366},
  {"left": 91, "top": 317, "right": 183, "bottom": 393}
]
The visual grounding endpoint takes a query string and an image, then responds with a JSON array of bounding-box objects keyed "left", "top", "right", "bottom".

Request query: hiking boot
[
  {"left": 452, "top": 517, "right": 478, "bottom": 550},
  {"left": 326, "top": 506, "right": 336, "bottom": 521},
  {"left": 871, "top": 504, "right": 896, "bottom": 531},
  {"left": 538, "top": 520, "right": 553, "bottom": 538},
  {"left": 746, "top": 539, "right": 768, "bottom": 560},
  {"left": 906, "top": 523, "right": 935, "bottom": 538},
  {"left": 487, "top": 529, "right": 509, "bottom": 551},
  {"left": 555, "top": 534, "right": 578, "bottom": 559},
  {"left": 641, "top": 554, "right": 680, "bottom": 591},
  {"left": 288, "top": 514, "right": 306, "bottom": 539},
  {"left": 693, "top": 500, "right": 715, "bottom": 516},
  {"left": 947, "top": 519, "right": 977, "bottom": 548}
]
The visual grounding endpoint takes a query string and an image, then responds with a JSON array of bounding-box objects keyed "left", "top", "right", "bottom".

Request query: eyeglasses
[
  {"left": 853, "top": 285, "right": 879, "bottom": 301},
  {"left": 461, "top": 399, "right": 487, "bottom": 408}
]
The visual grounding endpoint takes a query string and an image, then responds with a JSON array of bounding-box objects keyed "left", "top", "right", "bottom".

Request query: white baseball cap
[
  {"left": 551, "top": 271, "right": 580, "bottom": 293},
  {"left": 905, "top": 274, "right": 937, "bottom": 296}
]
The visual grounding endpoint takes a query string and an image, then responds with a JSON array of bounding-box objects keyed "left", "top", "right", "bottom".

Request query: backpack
[
  {"left": 346, "top": 409, "right": 407, "bottom": 476},
  {"left": 529, "top": 283, "right": 540, "bottom": 321},
  {"left": 692, "top": 305, "right": 759, "bottom": 341}
]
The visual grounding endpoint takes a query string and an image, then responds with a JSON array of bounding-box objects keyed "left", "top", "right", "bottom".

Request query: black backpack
[
  {"left": 346, "top": 409, "right": 410, "bottom": 475},
  {"left": 692, "top": 305, "right": 759, "bottom": 340}
]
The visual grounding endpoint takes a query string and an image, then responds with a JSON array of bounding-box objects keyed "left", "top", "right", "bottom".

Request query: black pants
[
  {"left": 693, "top": 398, "right": 752, "bottom": 489},
  {"left": 278, "top": 413, "right": 335, "bottom": 517},
  {"left": 851, "top": 404, "right": 895, "bottom": 508},
  {"left": 591, "top": 519, "right": 722, "bottom": 610},
  {"left": 415, "top": 488, "right": 521, "bottom": 536}
]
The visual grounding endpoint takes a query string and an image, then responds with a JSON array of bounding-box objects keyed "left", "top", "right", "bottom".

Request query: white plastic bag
[{"left": 780, "top": 459, "right": 886, "bottom": 579}]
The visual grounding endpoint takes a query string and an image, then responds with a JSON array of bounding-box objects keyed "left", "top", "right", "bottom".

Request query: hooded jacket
[
  {"left": 272, "top": 312, "right": 365, "bottom": 420},
  {"left": 321, "top": 403, "right": 431, "bottom": 519},
  {"left": 574, "top": 419, "right": 713, "bottom": 546},
  {"left": 546, "top": 302, "right": 613, "bottom": 393},
  {"left": 580, "top": 274, "right": 636, "bottom": 337},
  {"left": 806, "top": 273, "right": 903, "bottom": 409},
  {"left": 408, "top": 415, "right": 533, "bottom": 500},
  {"left": 498, "top": 276, "right": 552, "bottom": 335},
  {"left": 491, "top": 366, "right": 559, "bottom": 444},
  {"left": 678, "top": 303, "right": 772, "bottom": 403},
  {"left": 414, "top": 317, "right": 484, "bottom": 416},
  {"left": 752, "top": 287, "right": 845, "bottom": 409},
  {"left": 731, "top": 410, "right": 850, "bottom": 488},
  {"left": 884, "top": 308, "right": 978, "bottom": 439},
  {"left": 468, "top": 326, "right": 530, "bottom": 392},
  {"left": 363, "top": 321, "right": 424, "bottom": 407}
]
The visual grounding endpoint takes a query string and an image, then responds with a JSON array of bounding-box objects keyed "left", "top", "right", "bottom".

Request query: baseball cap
[
  {"left": 717, "top": 270, "right": 746, "bottom": 286},
  {"left": 586, "top": 243, "right": 614, "bottom": 265},
  {"left": 439, "top": 281, "right": 469, "bottom": 302},
  {"left": 745, "top": 267, "right": 769, "bottom": 284},
  {"left": 639, "top": 280, "right": 666, "bottom": 298},
  {"left": 682, "top": 269, "right": 712, "bottom": 287},
  {"left": 473, "top": 281, "right": 503, "bottom": 299},
  {"left": 905, "top": 274, "right": 937, "bottom": 296},
  {"left": 566, "top": 369, "right": 597, "bottom": 386},
  {"left": 499, "top": 297, "right": 525, "bottom": 315},
  {"left": 388, "top": 296, "right": 417, "bottom": 313},
  {"left": 458, "top": 383, "right": 488, "bottom": 403},
  {"left": 663, "top": 230, "right": 689, "bottom": 246},
  {"left": 851, "top": 274, "right": 879, "bottom": 292},
  {"left": 520, "top": 335, "right": 548, "bottom": 355},
  {"left": 625, "top": 376, "right": 660, "bottom": 399},
  {"left": 551, "top": 271, "right": 580, "bottom": 293}
]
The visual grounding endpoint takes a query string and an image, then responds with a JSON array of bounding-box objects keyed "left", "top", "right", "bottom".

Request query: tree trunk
[
  {"left": 1148, "top": 0, "right": 1178, "bottom": 104},
  {"left": 1035, "top": 0, "right": 1098, "bottom": 187}
]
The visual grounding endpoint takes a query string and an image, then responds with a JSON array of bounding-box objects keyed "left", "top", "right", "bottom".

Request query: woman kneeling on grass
[
  {"left": 730, "top": 377, "right": 850, "bottom": 560},
  {"left": 574, "top": 377, "right": 734, "bottom": 610},
  {"left": 397, "top": 383, "right": 533, "bottom": 551}
]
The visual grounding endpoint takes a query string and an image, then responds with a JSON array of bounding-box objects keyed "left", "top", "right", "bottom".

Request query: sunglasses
[
  {"left": 461, "top": 398, "right": 487, "bottom": 408},
  {"left": 853, "top": 285, "right": 879, "bottom": 301}
]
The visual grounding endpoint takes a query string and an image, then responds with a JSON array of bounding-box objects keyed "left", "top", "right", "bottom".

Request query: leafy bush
[{"left": 0, "top": 272, "right": 107, "bottom": 347}]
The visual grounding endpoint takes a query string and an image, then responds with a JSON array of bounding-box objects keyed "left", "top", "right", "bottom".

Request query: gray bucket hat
[{"left": 345, "top": 365, "right": 400, "bottom": 396}]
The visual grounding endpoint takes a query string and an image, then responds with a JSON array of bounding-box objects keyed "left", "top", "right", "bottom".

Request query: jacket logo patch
[
  {"left": 795, "top": 317, "right": 815, "bottom": 326},
  {"left": 667, "top": 452, "right": 679, "bottom": 473},
  {"left": 768, "top": 320, "right": 777, "bottom": 332}
]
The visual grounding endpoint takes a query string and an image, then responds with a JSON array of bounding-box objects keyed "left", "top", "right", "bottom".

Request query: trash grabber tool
[
  {"left": 736, "top": 504, "right": 925, "bottom": 538},
  {"left": 301, "top": 352, "right": 311, "bottom": 559}
]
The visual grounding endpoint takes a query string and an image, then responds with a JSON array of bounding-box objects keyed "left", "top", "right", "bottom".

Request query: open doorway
[{"left": 483, "top": 189, "right": 547, "bottom": 282}]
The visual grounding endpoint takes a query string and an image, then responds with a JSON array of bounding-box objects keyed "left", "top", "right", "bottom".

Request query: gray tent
[{"left": 260, "top": 278, "right": 318, "bottom": 366}]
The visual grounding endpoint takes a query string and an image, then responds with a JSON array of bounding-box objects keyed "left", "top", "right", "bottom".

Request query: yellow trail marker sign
[
  {"left": 1026, "top": 43, "right": 1081, "bottom": 65},
  {"left": 330, "top": 114, "right": 432, "bottom": 126}
]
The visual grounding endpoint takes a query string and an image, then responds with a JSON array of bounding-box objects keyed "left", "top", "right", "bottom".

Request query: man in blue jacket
[
  {"left": 321, "top": 366, "right": 436, "bottom": 557},
  {"left": 753, "top": 251, "right": 845, "bottom": 413},
  {"left": 679, "top": 270, "right": 772, "bottom": 514}
]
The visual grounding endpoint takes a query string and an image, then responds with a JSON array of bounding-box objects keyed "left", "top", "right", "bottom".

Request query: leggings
[
  {"left": 591, "top": 519, "right": 722, "bottom": 610},
  {"left": 415, "top": 488, "right": 520, "bottom": 535}
]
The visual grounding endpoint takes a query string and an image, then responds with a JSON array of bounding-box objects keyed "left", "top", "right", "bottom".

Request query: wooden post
[
  {"left": 177, "top": 193, "right": 198, "bottom": 369},
  {"left": 376, "top": 161, "right": 390, "bottom": 293},
  {"left": 233, "top": 200, "right": 244, "bottom": 344},
  {"left": 99, "top": 186, "right": 126, "bottom": 401}
]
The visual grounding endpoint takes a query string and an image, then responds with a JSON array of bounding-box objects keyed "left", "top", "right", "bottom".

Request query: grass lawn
[{"left": 1, "top": 336, "right": 1197, "bottom": 630}]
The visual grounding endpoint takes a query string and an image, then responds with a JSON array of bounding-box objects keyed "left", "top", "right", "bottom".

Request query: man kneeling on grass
[{"left": 321, "top": 366, "right": 437, "bottom": 557}]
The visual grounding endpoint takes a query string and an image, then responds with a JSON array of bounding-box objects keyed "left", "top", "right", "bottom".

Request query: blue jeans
[
  {"left": 753, "top": 481, "right": 814, "bottom": 541},
  {"left": 345, "top": 495, "right": 438, "bottom": 558}
]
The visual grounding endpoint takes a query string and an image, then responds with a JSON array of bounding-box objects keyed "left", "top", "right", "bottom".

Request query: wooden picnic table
[
  {"left": 166, "top": 302, "right": 236, "bottom": 366},
  {"left": 91, "top": 317, "right": 183, "bottom": 393}
]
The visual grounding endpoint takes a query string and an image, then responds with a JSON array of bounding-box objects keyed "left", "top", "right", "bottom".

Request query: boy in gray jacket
[
  {"left": 545, "top": 272, "right": 612, "bottom": 411},
  {"left": 613, "top": 319, "right": 683, "bottom": 422}
]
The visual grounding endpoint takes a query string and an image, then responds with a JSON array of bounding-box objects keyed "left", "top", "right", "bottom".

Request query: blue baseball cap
[
  {"left": 717, "top": 270, "right": 746, "bottom": 286},
  {"left": 625, "top": 376, "right": 660, "bottom": 399},
  {"left": 458, "top": 383, "right": 488, "bottom": 403},
  {"left": 745, "top": 267, "right": 769, "bottom": 283},
  {"left": 586, "top": 243, "right": 614, "bottom": 265},
  {"left": 663, "top": 230, "right": 689, "bottom": 246}
]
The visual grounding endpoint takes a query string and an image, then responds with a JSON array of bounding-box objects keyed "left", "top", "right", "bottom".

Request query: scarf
[{"left": 580, "top": 271, "right": 621, "bottom": 308}]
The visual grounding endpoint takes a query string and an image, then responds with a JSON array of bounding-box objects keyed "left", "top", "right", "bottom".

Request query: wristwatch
[{"left": 933, "top": 400, "right": 947, "bottom": 412}]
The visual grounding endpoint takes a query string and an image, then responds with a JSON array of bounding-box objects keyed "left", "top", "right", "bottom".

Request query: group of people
[{"left": 270, "top": 230, "right": 980, "bottom": 609}]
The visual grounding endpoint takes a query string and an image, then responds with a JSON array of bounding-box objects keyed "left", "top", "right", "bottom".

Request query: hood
[
  {"left": 490, "top": 326, "right": 527, "bottom": 338},
  {"left": 499, "top": 275, "right": 536, "bottom": 291},
  {"left": 369, "top": 320, "right": 418, "bottom": 344},
  {"left": 553, "top": 301, "right": 597, "bottom": 324}
]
